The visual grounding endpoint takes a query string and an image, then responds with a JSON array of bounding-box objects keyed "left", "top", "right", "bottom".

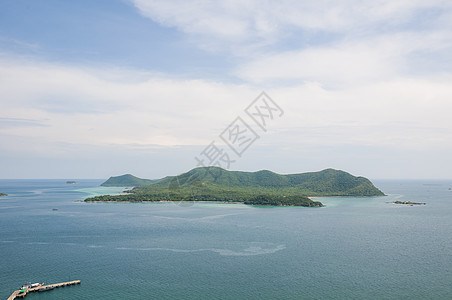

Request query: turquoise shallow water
[{"left": 0, "top": 179, "right": 451, "bottom": 299}]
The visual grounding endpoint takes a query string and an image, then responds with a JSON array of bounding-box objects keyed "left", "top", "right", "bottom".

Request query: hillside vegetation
[{"left": 101, "top": 174, "right": 155, "bottom": 187}]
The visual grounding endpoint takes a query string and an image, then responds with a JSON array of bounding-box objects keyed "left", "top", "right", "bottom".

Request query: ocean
[{"left": 0, "top": 179, "right": 451, "bottom": 299}]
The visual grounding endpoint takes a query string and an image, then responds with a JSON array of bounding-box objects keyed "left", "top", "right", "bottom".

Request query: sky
[{"left": 0, "top": 0, "right": 451, "bottom": 179}]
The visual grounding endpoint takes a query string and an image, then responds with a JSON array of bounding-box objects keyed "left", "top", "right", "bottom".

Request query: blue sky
[
  {"left": 0, "top": 0, "right": 230, "bottom": 77},
  {"left": 0, "top": 0, "right": 451, "bottom": 179}
]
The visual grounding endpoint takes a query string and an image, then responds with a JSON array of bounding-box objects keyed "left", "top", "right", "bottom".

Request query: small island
[
  {"left": 85, "top": 167, "right": 384, "bottom": 207},
  {"left": 392, "top": 200, "right": 426, "bottom": 205},
  {"left": 0, "top": 193, "right": 7, "bottom": 197},
  {"left": 66, "top": 181, "right": 78, "bottom": 184}
]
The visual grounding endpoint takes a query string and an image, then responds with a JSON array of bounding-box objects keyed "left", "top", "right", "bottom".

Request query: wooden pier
[{"left": 7, "top": 280, "right": 81, "bottom": 300}]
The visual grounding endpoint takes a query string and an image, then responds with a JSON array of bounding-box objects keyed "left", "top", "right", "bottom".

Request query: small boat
[{"left": 21, "top": 282, "right": 44, "bottom": 289}]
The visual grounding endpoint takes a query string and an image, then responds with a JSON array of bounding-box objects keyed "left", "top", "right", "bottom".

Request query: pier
[{"left": 7, "top": 280, "right": 81, "bottom": 300}]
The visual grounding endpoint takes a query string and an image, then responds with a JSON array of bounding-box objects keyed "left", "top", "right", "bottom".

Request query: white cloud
[
  {"left": 1, "top": 54, "right": 451, "bottom": 154},
  {"left": 235, "top": 31, "right": 452, "bottom": 86},
  {"left": 130, "top": 0, "right": 452, "bottom": 90},
  {"left": 0, "top": 55, "right": 257, "bottom": 150},
  {"left": 130, "top": 0, "right": 452, "bottom": 53},
  {"left": 1, "top": 53, "right": 451, "bottom": 178}
]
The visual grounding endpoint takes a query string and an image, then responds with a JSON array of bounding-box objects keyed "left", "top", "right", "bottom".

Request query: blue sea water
[{"left": 0, "top": 179, "right": 451, "bottom": 299}]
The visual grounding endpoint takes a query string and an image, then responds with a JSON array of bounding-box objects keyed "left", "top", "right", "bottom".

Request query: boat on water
[{"left": 20, "top": 282, "right": 44, "bottom": 289}]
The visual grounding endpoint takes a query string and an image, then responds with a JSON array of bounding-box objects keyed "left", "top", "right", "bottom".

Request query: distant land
[
  {"left": 0, "top": 193, "right": 7, "bottom": 196},
  {"left": 392, "top": 200, "right": 426, "bottom": 205},
  {"left": 85, "top": 167, "right": 384, "bottom": 207},
  {"left": 101, "top": 174, "right": 155, "bottom": 187}
]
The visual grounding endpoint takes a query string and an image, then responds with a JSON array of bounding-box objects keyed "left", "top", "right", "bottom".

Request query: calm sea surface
[{"left": 0, "top": 179, "right": 451, "bottom": 299}]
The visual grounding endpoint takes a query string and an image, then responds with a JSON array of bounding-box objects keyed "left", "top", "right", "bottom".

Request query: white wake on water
[{"left": 116, "top": 243, "right": 286, "bottom": 256}]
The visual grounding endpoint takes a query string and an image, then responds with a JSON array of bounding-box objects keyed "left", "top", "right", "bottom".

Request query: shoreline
[
  {"left": 84, "top": 200, "right": 245, "bottom": 204},
  {"left": 83, "top": 200, "right": 323, "bottom": 207},
  {"left": 309, "top": 195, "right": 386, "bottom": 199}
]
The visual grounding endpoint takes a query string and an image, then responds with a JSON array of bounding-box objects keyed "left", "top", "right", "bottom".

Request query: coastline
[
  {"left": 309, "top": 195, "right": 387, "bottom": 199},
  {"left": 83, "top": 187, "right": 383, "bottom": 208},
  {"left": 84, "top": 199, "right": 325, "bottom": 207},
  {"left": 86, "top": 200, "right": 251, "bottom": 205}
]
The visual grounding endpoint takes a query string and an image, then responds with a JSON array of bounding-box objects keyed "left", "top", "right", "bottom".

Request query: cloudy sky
[{"left": 1, "top": 0, "right": 451, "bottom": 179}]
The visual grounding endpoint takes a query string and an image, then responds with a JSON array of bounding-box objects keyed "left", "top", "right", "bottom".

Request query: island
[
  {"left": 65, "top": 181, "right": 78, "bottom": 184},
  {"left": 85, "top": 167, "right": 384, "bottom": 207},
  {"left": 392, "top": 200, "right": 426, "bottom": 205},
  {"left": 0, "top": 193, "right": 7, "bottom": 197}
]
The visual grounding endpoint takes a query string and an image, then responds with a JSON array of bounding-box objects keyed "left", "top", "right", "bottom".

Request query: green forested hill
[
  {"left": 87, "top": 167, "right": 384, "bottom": 206},
  {"left": 146, "top": 167, "right": 384, "bottom": 196},
  {"left": 100, "top": 174, "right": 154, "bottom": 187}
]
